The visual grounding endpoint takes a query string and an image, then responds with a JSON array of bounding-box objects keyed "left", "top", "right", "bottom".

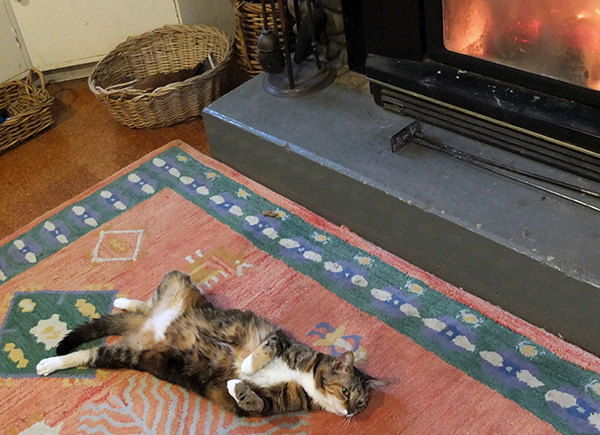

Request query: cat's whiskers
[{"left": 339, "top": 414, "right": 353, "bottom": 429}]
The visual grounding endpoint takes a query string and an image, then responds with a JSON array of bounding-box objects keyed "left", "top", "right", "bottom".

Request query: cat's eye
[
  {"left": 342, "top": 387, "right": 350, "bottom": 398},
  {"left": 357, "top": 400, "right": 365, "bottom": 407}
]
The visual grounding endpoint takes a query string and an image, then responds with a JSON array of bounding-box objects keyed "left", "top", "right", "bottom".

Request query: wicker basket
[
  {"left": 234, "top": 0, "right": 295, "bottom": 76},
  {"left": 88, "top": 24, "right": 235, "bottom": 129},
  {"left": 0, "top": 69, "right": 54, "bottom": 152}
]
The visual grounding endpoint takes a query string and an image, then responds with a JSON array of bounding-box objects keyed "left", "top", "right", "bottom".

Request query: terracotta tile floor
[{"left": 0, "top": 78, "right": 211, "bottom": 241}]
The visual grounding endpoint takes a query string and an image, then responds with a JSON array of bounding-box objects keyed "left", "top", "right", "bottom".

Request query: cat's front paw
[
  {"left": 240, "top": 354, "right": 255, "bottom": 375},
  {"left": 36, "top": 356, "right": 63, "bottom": 376},
  {"left": 227, "top": 379, "right": 244, "bottom": 399},
  {"left": 227, "top": 379, "right": 264, "bottom": 413}
]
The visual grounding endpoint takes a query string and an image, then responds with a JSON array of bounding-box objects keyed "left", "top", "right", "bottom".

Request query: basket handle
[{"left": 24, "top": 68, "right": 47, "bottom": 98}]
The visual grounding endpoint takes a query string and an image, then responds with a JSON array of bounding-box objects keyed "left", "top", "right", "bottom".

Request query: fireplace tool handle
[
  {"left": 260, "top": 0, "right": 269, "bottom": 29},
  {"left": 257, "top": 0, "right": 285, "bottom": 74}
]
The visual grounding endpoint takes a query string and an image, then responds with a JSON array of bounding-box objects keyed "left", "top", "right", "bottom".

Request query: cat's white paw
[
  {"left": 113, "top": 298, "right": 132, "bottom": 310},
  {"left": 227, "top": 379, "right": 243, "bottom": 402},
  {"left": 241, "top": 355, "right": 254, "bottom": 374},
  {"left": 113, "top": 298, "right": 144, "bottom": 312},
  {"left": 37, "top": 357, "right": 64, "bottom": 376}
]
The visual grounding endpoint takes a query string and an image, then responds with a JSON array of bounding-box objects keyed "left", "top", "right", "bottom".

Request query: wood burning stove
[{"left": 343, "top": 0, "right": 600, "bottom": 181}]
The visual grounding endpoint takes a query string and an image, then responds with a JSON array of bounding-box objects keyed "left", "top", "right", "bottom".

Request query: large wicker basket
[
  {"left": 89, "top": 25, "right": 235, "bottom": 129},
  {"left": 0, "top": 69, "right": 54, "bottom": 152}
]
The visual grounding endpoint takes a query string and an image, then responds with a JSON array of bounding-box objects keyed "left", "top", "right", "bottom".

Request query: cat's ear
[
  {"left": 367, "top": 378, "right": 389, "bottom": 390},
  {"left": 334, "top": 351, "right": 354, "bottom": 373}
]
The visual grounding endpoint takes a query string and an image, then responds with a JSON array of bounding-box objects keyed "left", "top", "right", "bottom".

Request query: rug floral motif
[
  {"left": 0, "top": 290, "right": 116, "bottom": 378},
  {"left": 1, "top": 141, "right": 599, "bottom": 434}
]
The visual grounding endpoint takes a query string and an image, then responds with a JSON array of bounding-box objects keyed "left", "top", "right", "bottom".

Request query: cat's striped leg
[
  {"left": 227, "top": 379, "right": 311, "bottom": 416},
  {"left": 241, "top": 330, "right": 287, "bottom": 374},
  {"left": 153, "top": 270, "right": 212, "bottom": 311},
  {"left": 112, "top": 272, "right": 206, "bottom": 316},
  {"left": 37, "top": 348, "right": 97, "bottom": 376},
  {"left": 38, "top": 344, "right": 144, "bottom": 376}
]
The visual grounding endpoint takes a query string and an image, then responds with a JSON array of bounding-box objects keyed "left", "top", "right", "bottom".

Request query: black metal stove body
[{"left": 343, "top": 0, "right": 600, "bottom": 178}]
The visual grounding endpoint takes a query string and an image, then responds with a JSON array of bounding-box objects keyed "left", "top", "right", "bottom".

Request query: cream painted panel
[
  {"left": 10, "top": 0, "right": 181, "bottom": 70},
  {"left": 0, "top": 2, "right": 28, "bottom": 82},
  {"left": 177, "top": 0, "right": 235, "bottom": 37}
]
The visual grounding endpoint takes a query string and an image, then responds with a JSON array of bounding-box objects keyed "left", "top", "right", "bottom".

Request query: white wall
[{"left": 2, "top": 0, "right": 237, "bottom": 82}]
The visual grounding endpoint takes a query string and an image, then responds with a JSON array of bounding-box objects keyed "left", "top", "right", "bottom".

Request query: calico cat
[{"left": 36, "top": 271, "right": 385, "bottom": 417}]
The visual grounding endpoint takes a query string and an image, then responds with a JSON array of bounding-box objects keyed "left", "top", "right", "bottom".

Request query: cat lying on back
[{"left": 37, "top": 271, "right": 385, "bottom": 417}]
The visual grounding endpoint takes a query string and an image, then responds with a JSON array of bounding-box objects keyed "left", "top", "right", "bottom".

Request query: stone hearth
[{"left": 203, "top": 73, "right": 600, "bottom": 356}]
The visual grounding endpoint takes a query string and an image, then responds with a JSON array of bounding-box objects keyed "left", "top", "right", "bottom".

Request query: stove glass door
[{"left": 442, "top": 0, "right": 600, "bottom": 90}]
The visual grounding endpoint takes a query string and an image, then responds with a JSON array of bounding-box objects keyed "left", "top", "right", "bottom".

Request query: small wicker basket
[
  {"left": 0, "top": 68, "right": 54, "bottom": 153},
  {"left": 88, "top": 24, "right": 235, "bottom": 129}
]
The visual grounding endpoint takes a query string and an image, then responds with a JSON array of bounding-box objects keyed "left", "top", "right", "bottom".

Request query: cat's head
[{"left": 316, "top": 351, "right": 387, "bottom": 417}]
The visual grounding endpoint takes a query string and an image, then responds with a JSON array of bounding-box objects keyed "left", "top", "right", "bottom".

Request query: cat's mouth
[{"left": 332, "top": 403, "right": 349, "bottom": 417}]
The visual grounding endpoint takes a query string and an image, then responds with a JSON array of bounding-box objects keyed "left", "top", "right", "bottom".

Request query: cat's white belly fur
[
  {"left": 239, "top": 357, "right": 346, "bottom": 415},
  {"left": 144, "top": 305, "right": 182, "bottom": 341}
]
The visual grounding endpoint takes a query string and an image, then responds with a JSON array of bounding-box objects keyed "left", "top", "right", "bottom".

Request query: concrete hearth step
[{"left": 203, "top": 73, "right": 600, "bottom": 355}]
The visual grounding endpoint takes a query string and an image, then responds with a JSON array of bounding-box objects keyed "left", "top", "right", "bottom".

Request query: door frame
[{"left": 1, "top": 0, "right": 32, "bottom": 83}]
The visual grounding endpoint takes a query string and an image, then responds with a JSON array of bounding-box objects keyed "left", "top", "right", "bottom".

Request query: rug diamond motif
[{"left": 91, "top": 229, "right": 144, "bottom": 263}]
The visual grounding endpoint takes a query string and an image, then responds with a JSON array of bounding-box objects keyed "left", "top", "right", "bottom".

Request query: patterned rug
[{"left": 2, "top": 140, "right": 600, "bottom": 435}]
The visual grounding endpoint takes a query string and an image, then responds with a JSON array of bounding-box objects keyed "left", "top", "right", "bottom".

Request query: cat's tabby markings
[{"left": 37, "top": 271, "right": 385, "bottom": 417}]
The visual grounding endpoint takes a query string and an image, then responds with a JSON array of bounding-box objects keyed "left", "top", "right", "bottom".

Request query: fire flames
[{"left": 443, "top": 0, "right": 600, "bottom": 90}]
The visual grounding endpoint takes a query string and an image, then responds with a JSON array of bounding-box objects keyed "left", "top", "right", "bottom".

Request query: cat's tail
[{"left": 57, "top": 312, "right": 144, "bottom": 356}]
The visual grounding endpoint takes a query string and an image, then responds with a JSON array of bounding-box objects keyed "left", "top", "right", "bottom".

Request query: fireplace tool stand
[{"left": 258, "top": 0, "right": 336, "bottom": 97}]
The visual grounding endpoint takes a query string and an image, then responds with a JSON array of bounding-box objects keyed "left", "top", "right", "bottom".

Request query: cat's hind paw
[
  {"left": 113, "top": 298, "right": 130, "bottom": 310},
  {"left": 113, "top": 298, "right": 144, "bottom": 312},
  {"left": 36, "top": 356, "right": 64, "bottom": 376}
]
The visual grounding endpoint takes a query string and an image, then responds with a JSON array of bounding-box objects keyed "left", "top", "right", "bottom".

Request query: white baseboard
[{"left": 43, "top": 62, "right": 97, "bottom": 84}]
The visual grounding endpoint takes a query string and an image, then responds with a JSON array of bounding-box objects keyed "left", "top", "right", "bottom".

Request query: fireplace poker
[
  {"left": 276, "top": 0, "right": 295, "bottom": 88},
  {"left": 294, "top": 0, "right": 326, "bottom": 67},
  {"left": 417, "top": 136, "right": 600, "bottom": 199},
  {"left": 292, "top": 0, "right": 302, "bottom": 29},
  {"left": 391, "top": 120, "right": 600, "bottom": 212},
  {"left": 306, "top": 0, "right": 322, "bottom": 69},
  {"left": 414, "top": 135, "right": 600, "bottom": 213}
]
